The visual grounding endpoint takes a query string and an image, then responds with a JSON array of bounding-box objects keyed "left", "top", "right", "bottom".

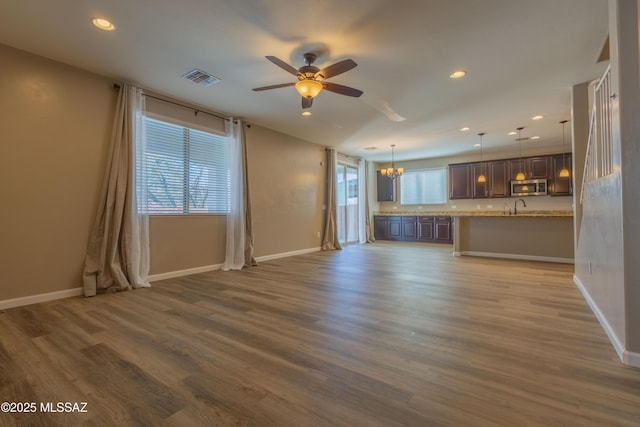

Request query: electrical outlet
[
  {"left": 317, "top": 231, "right": 321, "bottom": 238},
  {"left": 487, "top": 204, "right": 493, "bottom": 208},
  {"left": 476, "top": 204, "right": 481, "bottom": 209}
]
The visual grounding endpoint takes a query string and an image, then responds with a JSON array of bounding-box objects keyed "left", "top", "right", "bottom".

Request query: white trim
[
  {"left": 147, "top": 247, "right": 322, "bottom": 282},
  {"left": 255, "top": 247, "right": 321, "bottom": 262},
  {"left": 573, "top": 275, "right": 626, "bottom": 363},
  {"left": 459, "top": 251, "right": 574, "bottom": 264},
  {"left": 453, "top": 251, "right": 462, "bottom": 257},
  {"left": 0, "top": 287, "right": 83, "bottom": 310},
  {"left": 148, "top": 264, "right": 223, "bottom": 282},
  {"left": 623, "top": 350, "right": 640, "bottom": 368}
]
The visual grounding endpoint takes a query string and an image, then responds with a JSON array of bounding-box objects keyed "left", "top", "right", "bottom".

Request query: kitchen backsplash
[{"left": 376, "top": 194, "right": 573, "bottom": 214}]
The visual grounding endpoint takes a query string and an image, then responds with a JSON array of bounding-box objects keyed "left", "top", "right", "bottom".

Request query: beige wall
[
  {"left": 0, "top": 43, "right": 114, "bottom": 300},
  {"left": 457, "top": 216, "right": 574, "bottom": 260},
  {"left": 149, "top": 215, "right": 227, "bottom": 274},
  {"left": 574, "top": 0, "right": 640, "bottom": 361},
  {"left": 246, "top": 125, "right": 326, "bottom": 257},
  {"left": 0, "top": 43, "right": 327, "bottom": 302}
]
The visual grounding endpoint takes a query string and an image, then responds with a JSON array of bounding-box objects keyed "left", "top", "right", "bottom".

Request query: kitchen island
[{"left": 374, "top": 210, "right": 574, "bottom": 263}]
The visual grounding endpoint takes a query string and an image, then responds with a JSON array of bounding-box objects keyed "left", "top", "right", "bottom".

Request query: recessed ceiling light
[
  {"left": 531, "top": 136, "right": 541, "bottom": 140},
  {"left": 301, "top": 110, "right": 312, "bottom": 117},
  {"left": 508, "top": 131, "right": 517, "bottom": 136},
  {"left": 460, "top": 127, "right": 470, "bottom": 132},
  {"left": 532, "top": 115, "right": 544, "bottom": 120},
  {"left": 92, "top": 18, "right": 115, "bottom": 31},
  {"left": 364, "top": 146, "right": 377, "bottom": 150},
  {"left": 450, "top": 70, "right": 467, "bottom": 79},
  {"left": 473, "top": 143, "right": 481, "bottom": 147}
]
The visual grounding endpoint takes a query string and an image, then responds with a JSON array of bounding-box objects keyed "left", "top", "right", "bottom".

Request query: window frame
[
  {"left": 139, "top": 114, "right": 230, "bottom": 216},
  {"left": 399, "top": 167, "right": 448, "bottom": 205}
]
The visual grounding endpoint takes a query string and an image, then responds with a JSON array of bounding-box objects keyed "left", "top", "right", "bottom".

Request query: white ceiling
[{"left": 0, "top": 0, "right": 608, "bottom": 162}]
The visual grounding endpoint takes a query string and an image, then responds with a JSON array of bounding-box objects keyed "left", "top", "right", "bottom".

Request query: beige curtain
[
  {"left": 321, "top": 148, "right": 342, "bottom": 251},
  {"left": 242, "top": 124, "right": 257, "bottom": 267},
  {"left": 223, "top": 120, "right": 256, "bottom": 270},
  {"left": 83, "top": 84, "right": 150, "bottom": 296},
  {"left": 364, "top": 160, "right": 376, "bottom": 243}
]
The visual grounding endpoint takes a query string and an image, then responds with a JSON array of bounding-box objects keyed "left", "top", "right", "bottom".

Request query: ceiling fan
[{"left": 252, "top": 52, "right": 363, "bottom": 109}]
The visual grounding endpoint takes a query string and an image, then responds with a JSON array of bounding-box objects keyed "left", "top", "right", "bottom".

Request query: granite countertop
[{"left": 374, "top": 210, "right": 574, "bottom": 218}]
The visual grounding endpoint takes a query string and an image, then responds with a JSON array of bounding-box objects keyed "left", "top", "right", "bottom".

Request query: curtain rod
[{"left": 113, "top": 83, "right": 234, "bottom": 123}]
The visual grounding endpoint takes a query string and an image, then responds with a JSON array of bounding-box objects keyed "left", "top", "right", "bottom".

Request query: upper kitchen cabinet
[
  {"left": 450, "top": 160, "right": 509, "bottom": 199},
  {"left": 449, "top": 163, "right": 472, "bottom": 199},
  {"left": 488, "top": 160, "right": 509, "bottom": 197},
  {"left": 509, "top": 156, "right": 552, "bottom": 180},
  {"left": 376, "top": 171, "right": 396, "bottom": 202},
  {"left": 550, "top": 153, "right": 573, "bottom": 196},
  {"left": 471, "top": 163, "right": 489, "bottom": 198}
]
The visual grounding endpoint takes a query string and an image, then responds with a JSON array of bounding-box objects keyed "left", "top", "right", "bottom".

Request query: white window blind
[
  {"left": 400, "top": 168, "right": 447, "bottom": 205},
  {"left": 141, "top": 117, "right": 229, "bottom": 214}
]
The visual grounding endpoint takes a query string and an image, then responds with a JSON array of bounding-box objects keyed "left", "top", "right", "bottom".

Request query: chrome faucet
[{"left": 514, "top": 198, "right": 527, "bottom": 215}]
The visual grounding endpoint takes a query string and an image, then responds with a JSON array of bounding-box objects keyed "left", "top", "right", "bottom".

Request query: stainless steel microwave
[{"left": 510, "top": 179, "right": 547, "bottom": 196}]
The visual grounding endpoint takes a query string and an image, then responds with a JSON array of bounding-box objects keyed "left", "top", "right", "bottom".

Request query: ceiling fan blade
[
  {"left": 317, "top": 59, "right": 357, "bottom": 79},
  {"left": 322, "top": 82, "right": 363, "bottom": 97},
  {"left": 252, "top": 82, "right": 296, "bottom": 92},
  {"left": 265, "top": 56, "right": 299, "bottom": 76},
  {"left": 302, "top": 97, "right": 313, "bottom": 109}
]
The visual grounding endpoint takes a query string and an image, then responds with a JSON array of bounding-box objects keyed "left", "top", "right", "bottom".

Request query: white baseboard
[
  {"left": 623, "top": 350, "right": 640, "bottom": 368},
  {"left": 573, "top": 275, "right": 627, "bottom": 364},
  {"left": 459, "top": 251, "right": 574, "bottom": 264},
  {"left": 255, "top": 247, "right": 321, "bottom": 262},
  {"left": 147, "top": 247, "right": 322, "bottom": 282},
  {"left": 0, "top": 287, "right": 83, "bottom": 311},
  {"left": 148, "top": 264, "right": 223, "bottom": 282}
]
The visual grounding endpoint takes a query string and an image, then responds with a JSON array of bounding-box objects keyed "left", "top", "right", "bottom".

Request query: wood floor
[{"left": 1, "top": 242, "right": 639, "bottom": 426}]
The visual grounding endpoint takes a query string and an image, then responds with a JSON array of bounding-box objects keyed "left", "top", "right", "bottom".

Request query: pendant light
[
  {"left": 477, "top": 132, "right": 486, "bottom": 183},
  {"left": 380, "top": 144, "right": 404, "bottom": 180},
  {"left": 559, "top": 120, "right": 570, "bottom": 178},
  {"left": 515, "top": 127, "right": 526, "bottom": 181}
]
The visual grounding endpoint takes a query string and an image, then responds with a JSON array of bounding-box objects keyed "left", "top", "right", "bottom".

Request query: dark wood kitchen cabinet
[
  {"left": 376, "top": 171, "right": 396, "bottom": 202},
  {"left": 451, "top": 160, "right": 509, "bottom": 199},
  {"left": 435, "top": 216, "right": 452, "bottom": 241},
  {"left": 401, "top": 216, "right": 418, "bottom": 239},
  {"left": 374, "top": 215, "right": 402, "bottom": 240},
  {"left": 471, "top": 163, "right": 489, "bottom": 198},
  {"left": 550, "top": 153, "right": 573, "bottom": 196},
  {"left": 488, "top": 160, "right": 509, "bottom": 197},
  {"left": 449, "top": 164, "right": 472, "bottom": 199},
  {"left": 374, "top": 215, "right": 452, "bottom": 243},
  {"left": 509, "top": 156, "right": 552, "bottom": 181},
  {"left": 417, "top": 216, "right": 435, "bottom": 241}
]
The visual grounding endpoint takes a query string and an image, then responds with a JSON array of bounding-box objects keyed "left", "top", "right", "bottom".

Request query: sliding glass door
[{"left": 336, "top": 163, "right": 359, "bottom": 244}]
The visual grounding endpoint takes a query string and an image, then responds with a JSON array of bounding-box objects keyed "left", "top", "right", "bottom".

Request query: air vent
[{"left": 182, "top": 69, "right": 220, "bottom": 87}]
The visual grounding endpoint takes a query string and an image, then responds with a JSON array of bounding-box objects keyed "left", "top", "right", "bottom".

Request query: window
[
  {"left": 139, "top": 117, "right": 229, "bottom": 214},
  {"left": 400, "top": 168, "right": 447, "bottom": 205}
]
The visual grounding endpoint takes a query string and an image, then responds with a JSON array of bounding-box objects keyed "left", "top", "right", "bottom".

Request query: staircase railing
[{"left": 581, "top": 65, "right": 613, "bottom": 205}]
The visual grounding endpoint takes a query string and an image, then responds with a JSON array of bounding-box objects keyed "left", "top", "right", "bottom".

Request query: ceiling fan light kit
[
  {"left": 295, "top": 80, "right": 323, "bottom": 98},
  {"left": 253, "top": 51, "right": 363, "bottom": 113}
]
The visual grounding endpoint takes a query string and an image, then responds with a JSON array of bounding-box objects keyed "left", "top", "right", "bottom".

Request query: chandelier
[{"left": 380, "top": 144, "right": 404, "bottom": 179}]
